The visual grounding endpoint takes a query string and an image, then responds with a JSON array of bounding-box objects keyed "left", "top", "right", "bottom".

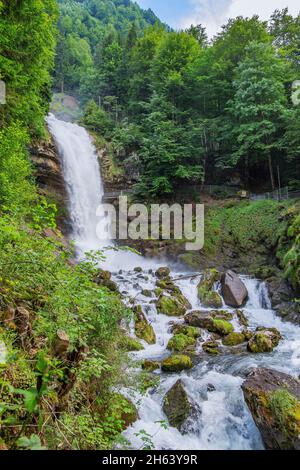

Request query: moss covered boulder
[
  {"left": 247, "top": 328, "right": 282, "bottom": 353},
  {"left": 242, "top": 368, "right": 300, "bottom": 449},
  {"left": 163, "top": 380, "right": 191, "bottom": 430},
  {"left": 156, "top": 294, "right": 190, "bottom": 317},
  {"left": 134, "top": 305, "right": 156, "bottom": 345},
  {"left": 197, "top": 269, "right": 222, "bottom": 308},
  {"left": 222, "top": 332, "right": 246, "bottom": 346},
  {"left": 161, "top": 355, "right": 193, "bottom": 372},
  {"left": 167, "top": 334, "right": 196, "bottom": 353},
  {"left": 185, "top": 311, "right": 233, "bottom": 336}
]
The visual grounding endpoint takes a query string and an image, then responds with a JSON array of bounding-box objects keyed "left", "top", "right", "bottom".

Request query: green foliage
[
  {"left": 17, "top": 434, "right": 46, "bottom": 450},
  {"left": 82, "top": 100, "right": 113, "bottom": 136},
  {"left": 0, "top": 124, "right": 35, "bottom": 215},
  {"left": 0, "top": 0, "right": 58, "bottom": 136},
  {"left": 0, "top": 216, "right": 130, "bottom": 449}
]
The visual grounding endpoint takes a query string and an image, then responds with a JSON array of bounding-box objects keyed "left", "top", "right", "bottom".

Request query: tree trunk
[{"left": 268, "top": 152, "right": 275, "bottom": 191}]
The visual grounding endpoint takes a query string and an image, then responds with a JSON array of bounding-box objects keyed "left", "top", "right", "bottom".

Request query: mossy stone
[
  {"left": 202, "top": 341, "right": 221, "bottom": 355},
  {"left": 156, "top": 295, "right": 189, "bottom": 317},
  {"left": 161, "top": 355, "right": 193, "bottom": 372},
  {"left": 167, "top": 334, "right": 196, "bottom": 352},
  {"left": 211, "top": 319, "right": 234, "bottom": 336},
  {"left": 134, "top": 305, "right": 156, "bottom": 345},
  {"left": 172, "top": 324, "right": 201, "bottom": 338},
  {"left": 155, "top": 267, "right": 171, "bottom": 279},
  {"left": 248, "top": 328, "right": 282, "bottom": 353},
  {"left": 222, "top": 332, "right": 246, "bottom": 346}
]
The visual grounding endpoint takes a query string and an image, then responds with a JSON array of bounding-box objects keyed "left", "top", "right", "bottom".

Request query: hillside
[{"left": 54, "top": 0, "right": 165, "bottom": 93}]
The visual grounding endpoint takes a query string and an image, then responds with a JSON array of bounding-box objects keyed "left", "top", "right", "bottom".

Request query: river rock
[
  {"left": 134, "top": 305, "right": 156, "bottom": 345},
  {"left": 161, "top": 354, "right": 193, "bottom": 372},
  {"left": 242, "top": 368, "right": 300, "bottom": 449},
  {"left": 156, "top": 294, "right": 191, "bottom": 317},
  {"left": 222, "top": 332, "right": 246, "bottom": 346},
  {"left": 202, "top": 341, "right": 221, "bottom": 355},
  {"left": 185, "top": 311, "right": 234, "bottom": 336},
  {"left": 197, "top": 269, "right": 222, "bottom": 308},
  {"left": 171, "top": 324, "right": 201, "bottom": 338},
  {"left": 221, "top": 271, "right": 248, "bottom": 308},
  {"left": 155, "top": 267, "right": 170, "bottom": 279},
  {"left": 94, "top": 269, "right": 112, "bottom": 282},
  {"left": 247, "top": 327, "right": 282, "bottom": 353},
  {"left": 163, "top": 380, "right": 191, "bottom": 430},
  {"left": 167, "top": 334, "right": 196, "bottom": 353}
]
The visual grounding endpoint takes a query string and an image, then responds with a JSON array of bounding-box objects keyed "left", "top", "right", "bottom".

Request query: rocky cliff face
[{"left": 30, "top": 137, "right": 70, "bottom": 233}]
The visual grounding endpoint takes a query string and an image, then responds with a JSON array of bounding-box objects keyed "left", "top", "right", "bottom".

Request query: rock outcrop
[
  {"left": 242, "top": 368, "right": 300, "bottom": 450},
  {"left": 221, "top": 270, "right": 248, "bottom": 308},
  {"left": 30, "top": 138, "right": 69, "bottom": 232}
]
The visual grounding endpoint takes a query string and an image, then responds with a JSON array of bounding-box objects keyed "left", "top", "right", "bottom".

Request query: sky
[{"left": 136, "top": 0, "right": 300, "bottom": 37}]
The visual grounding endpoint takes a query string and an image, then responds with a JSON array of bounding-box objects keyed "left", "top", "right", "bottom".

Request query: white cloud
[{"left": 181, "top": 0, "right": 300, "bottom": 37}]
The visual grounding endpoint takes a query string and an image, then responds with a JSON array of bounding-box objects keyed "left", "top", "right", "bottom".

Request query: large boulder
[
  {"left": 242, "top": 368, "right": 300, "bottom": 450},
  {"left": 221, "top": 271, "right": 248, "bottom": 308},
  {"left": 163, "top": 380, "right": 191, "bottom": 430},
  {"left": 247, "top": 327, "right": 282, "bottom": 353}
]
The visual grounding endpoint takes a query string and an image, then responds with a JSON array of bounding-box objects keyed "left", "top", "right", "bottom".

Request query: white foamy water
[{"left": 48, "top": 115, "right": 300, "bottom": 450}]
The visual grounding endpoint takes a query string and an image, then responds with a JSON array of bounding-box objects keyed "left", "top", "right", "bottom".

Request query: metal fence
[{"left": 250, "top": 187, "right": 300, "bottom": 201}]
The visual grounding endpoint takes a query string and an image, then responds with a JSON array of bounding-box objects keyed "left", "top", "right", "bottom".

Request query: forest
[
  {"left": 54, "top": 1, "right": 300, "bottom": 196},
  {"left": 0, "top": 0, "right": 300, "bottom": 453}
]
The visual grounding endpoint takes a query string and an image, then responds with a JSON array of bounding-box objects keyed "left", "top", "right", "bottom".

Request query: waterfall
[
  {"left": 47, "top": 114, "right": 300, "bottom": 451},
  {"left": 47, "top": 114, "right": 110, "bottom": 256}
]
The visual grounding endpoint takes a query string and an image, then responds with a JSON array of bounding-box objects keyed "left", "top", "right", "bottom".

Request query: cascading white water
[
  {"left": 48, "top": 114, "right": 300, "bottom": 451},
  {"left": 47, "top": 114, "right": 110, "bottom": 255}
]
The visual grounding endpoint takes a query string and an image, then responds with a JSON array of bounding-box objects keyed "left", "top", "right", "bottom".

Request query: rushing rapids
[{"left": 48, "top": 114, "right": 300, "bottom": 450}]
